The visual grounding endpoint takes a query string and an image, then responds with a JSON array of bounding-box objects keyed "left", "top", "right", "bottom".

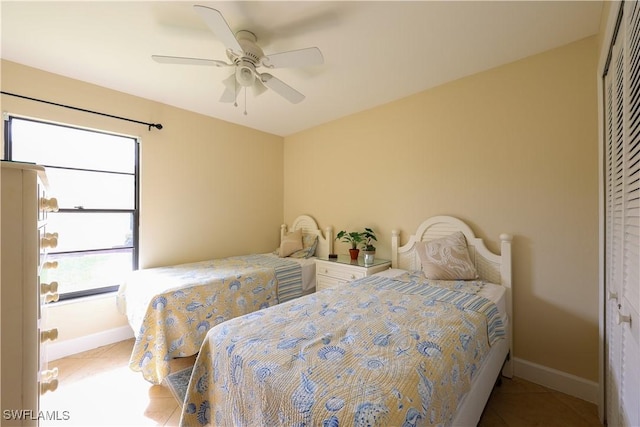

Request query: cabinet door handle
[
  {"left": 41, "top": 281, "right": 59, "bottom": 294},
  {"left": 40, "top": 379, "right": 59, "bottom": 394},
  {"left": 608, "top": 291, "right": 618, "bottom": 301},
  {"left": 40, "top": 367, "right": 59, "bottom": 383},
  {"left": 42, "top": 261, "right": 59, "bottom": 269},
  {"left": 41, "top": 328, "right": 59, "bottom": 343},
  {"left": 40, "top": 197, "right": 59, "bottom": 212},
  {"left": 44, "top": 293, "right": 59, "bottom": 303},
  {"left": 41, "top": 236, "right": 58, "bottom": 249},
  {"left": 617, "top": 311, "right": 632, "bottom": 325}
]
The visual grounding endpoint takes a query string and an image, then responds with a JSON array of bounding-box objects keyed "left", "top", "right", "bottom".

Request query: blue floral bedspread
[
  {"left": 116, "top": 254, "right": 301, "bottom": 384},
  {"left": 180, "top": 272, "right": 505, "bottom": 426}
]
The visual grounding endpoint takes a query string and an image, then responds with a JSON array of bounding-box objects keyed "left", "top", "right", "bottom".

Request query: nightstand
[{"left": 315, "top": 255, "right": 391, "bottom": 291}]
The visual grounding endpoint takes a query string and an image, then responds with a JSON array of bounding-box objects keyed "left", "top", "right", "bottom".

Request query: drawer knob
[
  {"left": 350, "top": 274, "right": 355, "bottom": 279},
  {"left": 324, "top": 269, "right": 328, "bottom": 273},
  {"left": 42, "top": 261, "right": 59, "bottom": 269},
  {"left": 40, "top": 197, "right": 59, "bottom": 212},
  {"left": 41, "top": 281, "right": 59, "bottom": 294},
  {"left": 40, "top": 379, "right": 59, "bottom": 394},
  {"left": 41, "top": 236, "right": 58, "bottom": 249},
  {"left": 44, "top": 293, "right": 60, "bottom": 303},
  {"left": 41, "top": 328, "right": 59, "bottom": 343},
  {"left": 41, "top": 367, "right": 59, "bottom": 382}
]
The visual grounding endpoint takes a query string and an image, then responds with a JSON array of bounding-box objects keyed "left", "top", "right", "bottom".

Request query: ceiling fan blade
[
  {"left": 260, "top": 73, "right": 305, "bottom": 104},
  {"left": 220, "top": 86, "right": 237, "bottom": 103},
  {"left": 220, "top": 73, "right": 238, "bottom": 103},
  {"left": 262, "top": 47, "right": 324, "bottom": 69},
  {"left": 252, "top": 78, "right": 268, "bottom": 97},
  {"left": 193, "top": 5, "right": 242, "bottom": 54},
  {"left": 152, "top": 55, "right": 230, "bottom": 67}
]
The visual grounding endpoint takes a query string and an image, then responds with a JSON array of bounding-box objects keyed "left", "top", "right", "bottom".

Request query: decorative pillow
[
  {"left": 289, "top": 233, "right": 319, "bottom": 258},
  {"left": 416, "top": 231, "right": 478, "bottom": 280},
  {"left": 279, "top": 229, "right": 303, "bottom": 257}
]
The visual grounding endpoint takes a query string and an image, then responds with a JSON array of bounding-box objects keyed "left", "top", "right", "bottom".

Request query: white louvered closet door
[
  {"left": 604, "top": 35, "right": 623, "bottom": 427},
  {"left": 604, "top": 2, "right": 640, "bottom": 426}
]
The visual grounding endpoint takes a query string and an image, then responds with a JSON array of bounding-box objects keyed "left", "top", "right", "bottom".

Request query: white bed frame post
[
  {"left": 499, "top": 233, "right": 513, "bottom": 378},
  {"left": 391, "top": 229, "right": 400, "bottom": 268},
  {"left": 325, "top": 226, "right": 334, "bottom": 255}
]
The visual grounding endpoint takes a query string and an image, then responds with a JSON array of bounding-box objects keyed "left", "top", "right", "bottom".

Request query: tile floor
[{"left": 40, "top": 339, "right": 602, "bottom": 426}]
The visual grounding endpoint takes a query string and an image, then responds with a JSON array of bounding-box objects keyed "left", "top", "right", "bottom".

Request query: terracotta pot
[{"left": 349, "top": 248, "right": 360, "bottom": 260}]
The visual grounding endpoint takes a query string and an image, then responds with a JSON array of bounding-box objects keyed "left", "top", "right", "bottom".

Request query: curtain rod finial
[{"left": 149, "top": 123, "right": 163, "bottom": 131}]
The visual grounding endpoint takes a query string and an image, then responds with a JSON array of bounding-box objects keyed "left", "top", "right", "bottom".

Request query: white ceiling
[{"left": 1, "top": 1, "right": 603, "bottom": 137}]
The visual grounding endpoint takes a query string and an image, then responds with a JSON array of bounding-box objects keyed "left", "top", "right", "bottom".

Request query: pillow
[
  {"left": 416, "top": 231, "right": 478, "bottom": 280},
  {"left": 279, "top": 229, "right": 303, "bottom": 257},
  {"left": 289, "top": 233, "right": 319, "bottom": 258}
]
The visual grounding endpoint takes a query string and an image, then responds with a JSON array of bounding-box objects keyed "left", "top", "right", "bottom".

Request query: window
[{"left": 5, "top": 116, "right": 139, "bottom": 300}]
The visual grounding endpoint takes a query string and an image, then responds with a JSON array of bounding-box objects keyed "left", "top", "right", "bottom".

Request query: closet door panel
[
  {"left": 605, "top": 43, "right": 623, "bottom": 427},
  {"left": 604, "top": 2, "right": 640, "bottom": 425},
  {"left": 620, "top": 3, "right": 640, "bottom": 425}
]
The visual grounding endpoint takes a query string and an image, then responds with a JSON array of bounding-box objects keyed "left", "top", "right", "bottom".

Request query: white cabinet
[
  {"left": 1, "top": 161, "right": 59, "bottom": 426},
  {"left": 315, "top": 255, "right": 390, "bottom": 291}
]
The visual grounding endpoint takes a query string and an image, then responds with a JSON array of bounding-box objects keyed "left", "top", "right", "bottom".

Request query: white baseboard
[
  {"left": 513, "top": 357, "right": 599, "bottom": 403},
  {"left": 46, "top": 325, "right": 134, "bottom": 361}
]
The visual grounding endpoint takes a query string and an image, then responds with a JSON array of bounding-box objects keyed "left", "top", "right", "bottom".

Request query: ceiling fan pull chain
[
  {"left": 233, "top": 73, "right": 238, "bottom": 107},
  {"left": 244, "top": 87, "right": 248, "bottom": 115}
]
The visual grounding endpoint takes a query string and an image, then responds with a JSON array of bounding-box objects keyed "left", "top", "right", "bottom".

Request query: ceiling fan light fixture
[{"left": 236, "top": 60, "right": 255, "bottom": 87}]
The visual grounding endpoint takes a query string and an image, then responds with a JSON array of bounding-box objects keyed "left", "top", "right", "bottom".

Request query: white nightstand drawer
[
  {"left": 316, "top": 275, "right": 347, "bottom": 290},
  {"left": 317, "top": 264, "right": 366, "bottom": 282},
  {"left": 315, "top": 256, "right": 391, "bottom": 292}
]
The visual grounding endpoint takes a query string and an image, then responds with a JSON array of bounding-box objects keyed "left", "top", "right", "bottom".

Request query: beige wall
[
  {"left": 284, "top": 37, "right": 600, "bottom": 382},
  {"left": 1, "top": 60, "right": 284, "bottom": 343}
]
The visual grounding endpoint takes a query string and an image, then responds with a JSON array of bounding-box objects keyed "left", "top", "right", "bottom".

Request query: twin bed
[
  {"left": 116, "top": 215, "right": 333, "bottom": 384},
  {"left": 177, "top": 215, "right": 513, "bottom": 426}
]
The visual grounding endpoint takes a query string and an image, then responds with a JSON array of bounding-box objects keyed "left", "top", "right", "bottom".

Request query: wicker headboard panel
[
  {"left": 391, "top": 216, "right": 512, "bottom": 288},
  {"left": 281, "top": 214, "right": 333, "bottom": 258}
]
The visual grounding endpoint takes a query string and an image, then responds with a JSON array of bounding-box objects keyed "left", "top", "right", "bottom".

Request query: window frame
[{"left": 4, "top": 115, "right": 140, "bottom": 300}]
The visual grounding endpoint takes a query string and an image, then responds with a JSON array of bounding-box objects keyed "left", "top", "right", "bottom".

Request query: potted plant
[
  {"left": 335, "top": 227, "right": 378, "bottom": 261},
  {"left": 335, "top": 230, "right": 365, "bottom": 260},
  {"left": 361, "top": 227, "right": 377, "bottom": 264}
]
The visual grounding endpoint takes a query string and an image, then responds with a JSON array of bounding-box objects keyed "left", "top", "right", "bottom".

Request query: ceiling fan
[{"left": 152, "top": 5, "right": 324, "bottom": 108}]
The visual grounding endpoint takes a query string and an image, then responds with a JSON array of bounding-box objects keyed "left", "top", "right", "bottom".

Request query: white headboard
[
  {"left": 391, "top": 215, "right": 513, "bottom": 377},
  {"left": 391, "top": 215, "right": 511, "bottom": 287},
  {"left": 281, "top": 214, "right": 333, "bottom": 258}
]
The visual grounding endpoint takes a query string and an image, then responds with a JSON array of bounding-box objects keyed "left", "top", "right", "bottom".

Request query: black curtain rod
[{"left": 0, "top": 91, "right": 163, "bottom": 131}]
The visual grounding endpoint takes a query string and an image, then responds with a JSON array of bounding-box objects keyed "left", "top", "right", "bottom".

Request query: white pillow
[
  {"left": 416, "top": 231, "right": 478, "bottom": 280},
  {"left": 279, "top": 229, "right": 303, "bottom": 257}
]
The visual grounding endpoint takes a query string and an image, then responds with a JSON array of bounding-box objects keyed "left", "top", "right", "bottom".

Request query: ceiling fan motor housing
[
  {"left": 225, "top": 30, "right": 264, "bottom": 87},
  {"left": 236, "top": 30, "right": 263, "bottom": 64}
]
